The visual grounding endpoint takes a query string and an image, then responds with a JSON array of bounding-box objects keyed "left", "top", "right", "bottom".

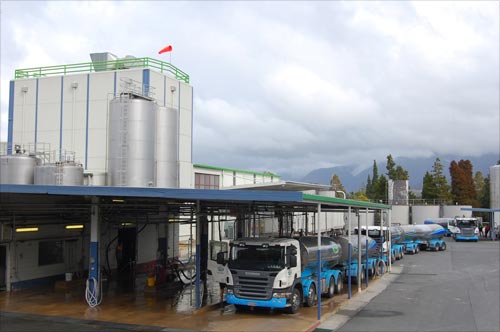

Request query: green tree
[
  {"left": 421, "top": 171, "right": 437, "bottom": 201},
  {"left": 474, "top": 171, "right": 485, "bottom": 203},
  {"left": 449, "top": 159, "right": 478, "bottom": 206},
  {"left": 350, "top": 191, "right": 369, "bottom": 202},
  {"left": 329, "top": 174, "right": 347, "bottom": 197},
  {"left": 386, "top": 154, "right": 409, "bottom": 180},
  {"left": 429, "top": 158, "right": 451, "bottom": 202}
]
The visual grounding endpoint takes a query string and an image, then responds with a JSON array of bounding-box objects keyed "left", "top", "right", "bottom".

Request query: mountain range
[{"left": 281, "top": 154, "right": 499, "bottom": 193}]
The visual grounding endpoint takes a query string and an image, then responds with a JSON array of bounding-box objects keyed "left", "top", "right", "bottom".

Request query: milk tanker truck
[
  {"left": 223, "top": 235, "right": 386, "bottom": 313},
  {"left": 223, "top": 237, "right": 344, "bottom": 313},
  {"left": 354, "top": 226, "right": 408, "bottom": 261},
  {"left": 400, "top": 224, "right": 447, "bottom": 251}
]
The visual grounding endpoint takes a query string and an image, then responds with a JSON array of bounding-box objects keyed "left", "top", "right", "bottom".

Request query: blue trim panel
[
  {"left": 34, "top": 79, "right": 39, "bottom": 143},
  {"left": 59, "top": 76, "right": 64, "bottom": 160},
  {"left": 226, "top": 294, "right": 287, "bottom": 308},
  {"left": 0, "top": 184, "right": 303, "bottom": 202},
  {"left": 113, "top": 72, "right": 117, "bottom": 97},
  {"left": 7, "top": 80, "right": 15, "bottom": 154},
  {"left": 142, "top": 69, "right": 150, "bottom": 97},
  {"left": 456, "top": 235, "right": 478, "bottom": 241},
  {"left": 85, "top": 74, "right": 90, "bottom": 169}
]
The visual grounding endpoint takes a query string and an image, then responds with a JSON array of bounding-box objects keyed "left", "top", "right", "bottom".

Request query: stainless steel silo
[
  {"left": 34, "top": 164, "right": 57, "bottom": 185},
  {"left": 0, "top": 153, "right": 38, "bottom": 184},
  {"left": 107, "top": 94, "right": 156, "bottom": 187},
  {"left": 156, "top": 106, "right": 178, "bottom": 188},
  {"left": 55, "top": 161, "right": 84, "bottom": 185}
]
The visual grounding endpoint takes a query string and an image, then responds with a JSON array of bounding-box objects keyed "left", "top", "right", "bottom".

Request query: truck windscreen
[{"left": 229, "top": 246, "right": 284, "bottom": 271}]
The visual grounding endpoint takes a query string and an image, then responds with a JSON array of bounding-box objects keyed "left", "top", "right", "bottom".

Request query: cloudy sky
[{"left": 1, "top": 1, "right": 499, "bottom": 178}]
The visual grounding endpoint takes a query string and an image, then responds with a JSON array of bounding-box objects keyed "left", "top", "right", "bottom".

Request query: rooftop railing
[{"left": 14, "top": 57, "right": 190, "bottom": 84}]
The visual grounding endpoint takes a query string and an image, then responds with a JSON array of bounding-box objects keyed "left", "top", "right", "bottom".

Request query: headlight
[
  {"left": 226, "top": 288, "right": 234, "bottom": 294},
  {"left": 272, "top": 292, "right": 290, "bottom": 298}
]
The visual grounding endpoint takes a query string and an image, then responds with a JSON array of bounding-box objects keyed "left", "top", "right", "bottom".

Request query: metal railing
[{"left": 14, "top": 57, "right": 190, "bottom": 84}]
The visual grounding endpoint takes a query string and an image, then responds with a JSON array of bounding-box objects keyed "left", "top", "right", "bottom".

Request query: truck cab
[
  {"left": 225, "top": 238, "right": 302, "bottom": 313},
  {"left": 454, "top": 218, "right": 479, "bottom": 241}
]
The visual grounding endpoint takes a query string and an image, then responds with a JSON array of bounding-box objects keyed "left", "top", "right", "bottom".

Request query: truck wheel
[
  {"left": 416, "top": 246, "right": 420, "bottom": 253},
  {"left": 376, "top": 260, "right": 386, "bottom": 276},
  {"left": 369, "top": 265, "right": 376, "bottom": 278},
  {"left": 335, "top": 277, "right": 343, "bottom": 294},
  {"left": 326, "top": 276, "right": 335, "bottom": 298},
  {"left": 441, "top": 242, "right": 446, "bottom": 251},
  {"left": 305, "top": 284, "right": 317, "bottom": 307},
  {"left": 401, "top": 251, "right": 404, "bottom": 259},
  {"left": 287, "top": 287, "right": 301, "bottom": 314},
  {"left": 412, "top": 247, "right": 416, "bottom": 255}
]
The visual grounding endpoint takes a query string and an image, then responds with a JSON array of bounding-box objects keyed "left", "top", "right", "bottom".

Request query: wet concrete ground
[{"left": 0, "top": 267, "right": 384, "bottom": 331}]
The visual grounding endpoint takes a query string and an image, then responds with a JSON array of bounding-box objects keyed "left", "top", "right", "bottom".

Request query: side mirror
[
  {"left": 216, "top": 251, "right": 226, "bottom": 265},
  {"left": 289, "top": 255, "right": 297, "bottom": 268}
]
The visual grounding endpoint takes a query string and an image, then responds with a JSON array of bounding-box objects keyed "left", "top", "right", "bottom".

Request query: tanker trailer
[
  {"left": 331, "top": 234, "right": 384, "bottom": 280},
  {"left": 353, "top": 226, "right": 407, "bottom": 261},
  {"left": 224, "top": 237, "right": 343, "bottom": 314},
  {"left": 401, "top": 224, "right": 447, "bottom": 251}
]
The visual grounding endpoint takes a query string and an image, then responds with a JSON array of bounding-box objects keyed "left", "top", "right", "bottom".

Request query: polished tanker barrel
[
  {"left": 298, "top": 237, "right": 342, "bottom": 268},
  {"left": 401, "top": 224, "right": 446, "bottom": 241},
  {"left": 390, "top": 226, "right": 405, "bottom": 244},
  {"left": 331, "top": 235, "right": 378, "bottom": 261}
]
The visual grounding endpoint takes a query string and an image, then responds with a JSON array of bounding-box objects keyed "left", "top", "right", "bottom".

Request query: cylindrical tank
[
  {"left": 107, "top": 95, "right": 156, "bottom": 187},
  {"left": 412, "top": 205, "right": 440, "bottom": 224},
  {"left": 491, "top": 165, "right": 500, "bottom": 229},
  {"left": 331, "top": 235, "right": 378, "bottom": 261},
  {"left": 156, "top": 106, "right": 178, "bottom": 188},
  {"left": 390, "top": 226, "right": 405, "bottom": 244},
  {"left": 34, "top": 164, "right": 57, "bottom": 184},
  {"left": 298, "top": 237, "right": 342, "bottom": 268},
  {"left": 0, "top": 153, "right": 38, "bottom": 184},
  {"left": 55, "top": 162, "right": 84, "bottom": 185},
  {"left": 401, "top": 224, "right": 445, "bottom": 241},
  {"left": 34, "top": 162, "right": 83, "bottom": 185}
]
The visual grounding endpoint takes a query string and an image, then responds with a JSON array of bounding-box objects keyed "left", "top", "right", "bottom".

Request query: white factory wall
[
  {"left": 412, "top": 205, "right": 440, "bottom": 224},
  {"left": 442, "top": 205, "right": 472, "bottom": 219},
  {"left": 392, "top": 205, "right": 410, "bottom": 225}
]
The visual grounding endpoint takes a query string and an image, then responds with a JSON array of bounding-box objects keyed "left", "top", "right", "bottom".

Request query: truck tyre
[
  {"left": 441, "top": 242, "right": 446, "bottom": 251},
  {"left": 369, "top": 265, "right": 376, "bottom": 278},
  {"left": 335, "top": 277, "right": 343, "bottom": 294},
  {"left": 376, "top": 260, "right": 386, "bottom": 276},
  {"left": 326, "top": 276, "right": 335, "bottom": 298},
  {"left": 416, "top": 246, "right": 420, "bottom": 253},
  {"left": 305, "top": 284, "right": 317, "bottom": 307},
  {"left": 412, "top": 247, "right": 416, "bottom": 255},
  {"left": 434, "top": 243, "right": 439, "bottom": 251},
  {"left": 287, "top": 287, "right": 301, "bottom": 314},
  {"left": 401, "top": 251, "right": 405, "bottom": 259}
]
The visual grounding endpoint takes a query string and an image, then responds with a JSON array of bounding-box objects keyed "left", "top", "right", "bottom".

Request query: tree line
[{"left": 330, "top": 155, "right": 497, "bottom": 212}]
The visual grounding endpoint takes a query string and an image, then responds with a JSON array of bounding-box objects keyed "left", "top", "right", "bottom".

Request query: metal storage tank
[
  {"left": 156, "top": 106, "right": 178, "bottom": 188},
  {"left": 55, "top": 161, "right": 84, "bottom": 185},
  {"left": 107, "top": 94, "right": 156, "bottom": 187},
  {"left": 442, "top": 205, "right": 471, "bottom": 218},
  {"left": 0, "top": 150, "right": 39, "bottom": 184},
  {"left": 34, "top": 164, "right": 57, "bottom": 185},
  {"left": 412, "top": 205, "right": 439, "bottom": 224},
  {"left": 392, "top": 205, "right": 410, "bottom": 225}
]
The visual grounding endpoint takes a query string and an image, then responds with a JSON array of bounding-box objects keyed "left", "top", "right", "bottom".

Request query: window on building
[
  {"left": 195, "top": 173, "right": 220, "bottom": 190},
  {"left": 38, "top": 240, "right": 64, "bottom": 266}
]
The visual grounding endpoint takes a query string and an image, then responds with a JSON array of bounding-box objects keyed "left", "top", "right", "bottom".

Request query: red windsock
[{"left": 158, "top": 45, "right": 173, "bottom": 54}]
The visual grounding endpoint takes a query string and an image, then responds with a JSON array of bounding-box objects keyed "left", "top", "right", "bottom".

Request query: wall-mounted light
[
  {"left": 121, "top": 222, "right": 135, "bottom": 227},
  {"left": 112, "top": 199, "right": 125, "bottom": 203},
  {"left": 21, "top": 86, "right": 29, "bottom": 93},
  {"left": 170, "top": 85, "right": 176, "bottom": 93},
  {"left": 71, "top": 82, "right": 78, "bottom": 89},
  {"left": 65, "top": 224, "right": 84, "bottom": 230},
  {"left": 16, "top": 227, "right": 39, "bottom": 233}
]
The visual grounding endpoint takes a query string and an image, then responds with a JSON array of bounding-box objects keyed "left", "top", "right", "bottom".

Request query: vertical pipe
[
  {"left": 88, "top": 196, "right": 100, "bottom": 305},
  {"left": 347, "top": 206, "right": 351, "bottom": 299},
  {"left": 317, "top": 203, "right": 321, "bottom": 321},
  {"left": 195, "top": 200, "right": 201, "bottom": 309},
  {"left": 365, "top": 208, "right": 369, "bottom": 288},
  {"left": 388, "top": 209, "right": 392, "bottom": 272},
  {"left": 357, "top": 210, "right": 361, "bottom": 291}
]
